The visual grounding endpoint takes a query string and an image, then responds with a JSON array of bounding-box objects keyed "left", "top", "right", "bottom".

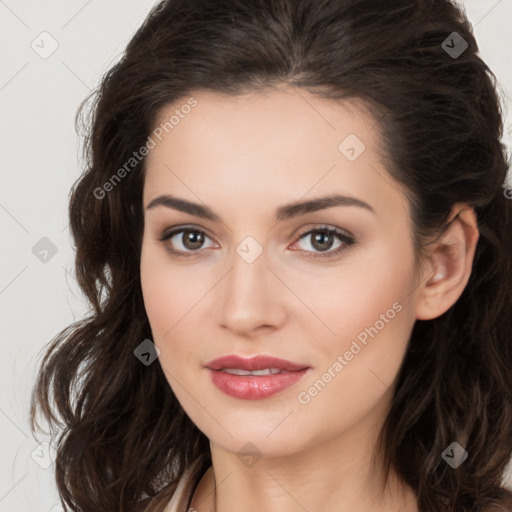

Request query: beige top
[{"left": 163, "top": 458, "right": 207, "bottom": 512}]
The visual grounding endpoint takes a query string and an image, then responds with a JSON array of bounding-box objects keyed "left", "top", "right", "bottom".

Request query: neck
[{"left": 190, "top": 406, "right": 417, "bottom": 512}]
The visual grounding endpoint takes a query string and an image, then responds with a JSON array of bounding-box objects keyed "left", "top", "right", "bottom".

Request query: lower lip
[{"left": 207, "top": 368, "right": 309, "bottom": 400}]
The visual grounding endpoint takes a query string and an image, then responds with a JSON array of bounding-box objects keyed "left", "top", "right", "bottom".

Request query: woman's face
[{"left": 140, "top": 85, "right": 422, "bottom": 459}]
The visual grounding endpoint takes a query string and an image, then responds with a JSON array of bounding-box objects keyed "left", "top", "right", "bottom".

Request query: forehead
[
  {"left": 148, "top": 85, "right": 378, "bottom": 167},
  {"left": 143, "top": 85, "right": 410, "bottom": 225}
]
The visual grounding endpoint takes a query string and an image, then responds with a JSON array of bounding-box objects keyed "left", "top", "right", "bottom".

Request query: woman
[{"left": 30, "top": 0, "right": 512, "bottom": 511}]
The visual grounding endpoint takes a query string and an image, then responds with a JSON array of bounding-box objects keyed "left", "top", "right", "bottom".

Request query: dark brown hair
[{"left": 30, "top": 1, "right": 512, "bottom": 511}]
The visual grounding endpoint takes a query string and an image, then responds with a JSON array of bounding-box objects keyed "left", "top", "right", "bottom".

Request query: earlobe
[{"left": 414, "top": 204, "right": 479, "bottom": 321}]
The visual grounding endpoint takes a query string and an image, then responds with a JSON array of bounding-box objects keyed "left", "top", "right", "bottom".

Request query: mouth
[
  {"left": 219, "top": 367, "right": 285, "bottom": 376},
  {"left": 204, "top": 355, "right": 311, "bottom": 400},
  {"left": 205, "top": 354, "right": 309, "bottom": 372}
]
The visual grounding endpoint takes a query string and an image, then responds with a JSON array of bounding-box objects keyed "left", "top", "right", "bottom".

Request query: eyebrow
[{"left": 145, "top": 193, "right": 375, "bottom": 222}]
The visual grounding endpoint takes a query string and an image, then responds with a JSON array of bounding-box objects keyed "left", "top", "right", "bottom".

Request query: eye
[
  {"left": 158, "top": 224, "right": 356, "bottom": 259},
  {"left": 291, "top": 226, "right": 355, "bottom": 259},
  {"left": 158, "top": 227, "right": 217, "bottom": 256}
]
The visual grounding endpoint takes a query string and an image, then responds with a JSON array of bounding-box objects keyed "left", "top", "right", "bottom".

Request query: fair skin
[{"left": 140, "top": 84, "right": 479, "bottom": 512}]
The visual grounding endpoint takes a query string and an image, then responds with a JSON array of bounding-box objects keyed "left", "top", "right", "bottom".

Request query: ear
[{"left": 414, "top": 203, "right": 479, "bottom": 321}]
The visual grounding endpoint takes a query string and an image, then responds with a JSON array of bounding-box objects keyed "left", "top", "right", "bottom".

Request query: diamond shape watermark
[
  {"left": 31, "top": 31, "right": 59, "bottom": 59},
  {"left": 441, "top": 441, "right": 468, "bottom": 468},
  {"left": 236, "top": 236, "right": 263, "bottom": 264},
  {"left": 134, "top": 339, "right": 160, "bottom": 366},
  {"left": 31, "top": 441, "right": 56, "bottom": 469},
  {"left": 338, "top": 134, "right": 366, "bottom": 162},
  {"left": 237, "top": 442, "right": 262, "bottom": 468},
  {"left": 441, "top": 32, "right": 468, "bottom": 59},
  {"left": 32, "top": 237, "right": 58, "bottom": 263}
]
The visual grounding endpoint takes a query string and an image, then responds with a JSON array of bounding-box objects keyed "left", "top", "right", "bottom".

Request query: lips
[
  {"left": 205, "top": 355, "right": 309, "bottom": 372},
  {"left": 205, "top": 355, "right": 310, "bottom": 400}
]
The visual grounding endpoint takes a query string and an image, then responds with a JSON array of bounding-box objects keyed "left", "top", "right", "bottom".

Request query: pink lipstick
[{"left": 205, "top": 355, "right": 310, "bottom": 400}]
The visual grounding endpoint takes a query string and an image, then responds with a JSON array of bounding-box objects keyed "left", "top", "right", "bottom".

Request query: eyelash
[{"left": 158, "top": 225, "right": 356, "bottom": 260}]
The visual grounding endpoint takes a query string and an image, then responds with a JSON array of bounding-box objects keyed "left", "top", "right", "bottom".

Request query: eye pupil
[
  {"left": 183, "top": 230, "right": 204, "bottom": 250},
  {"left": 312, "top": 231, "right": 333, "bottom": 251}
]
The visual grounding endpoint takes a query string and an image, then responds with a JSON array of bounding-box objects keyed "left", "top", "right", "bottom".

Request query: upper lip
[{"left": 205, "top": 355, "right": 309, "bottom": 372}]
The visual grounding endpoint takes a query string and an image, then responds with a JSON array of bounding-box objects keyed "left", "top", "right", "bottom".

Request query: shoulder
[{"left": 128, "top": 458, "right": 207, "bottom": 512}]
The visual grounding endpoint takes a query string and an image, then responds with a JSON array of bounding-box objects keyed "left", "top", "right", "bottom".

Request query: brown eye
[
  {"left": 181, "top": 230, "right": 205, "bottom": 250},
  {"left": 293, "top": 226, "right": 356, "bottom": 259},
  {"left": 310, "top": 231, "right": 336, "bottom": 252},
  {"left": 159, "top": 227, "right": 216, "bottom": 255}
]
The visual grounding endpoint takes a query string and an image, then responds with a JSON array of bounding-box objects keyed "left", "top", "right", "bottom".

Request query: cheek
[
  {"left": 140, "top": 248, "right": 172, "bottom": 337},
  {"left": 293, "top": 245, "right": 416, "bottom": 408},
  {"left": 294, "top": 296, "right": 414, "bottom": 445},
  {"left": 293, "top": 241, "right": 415, "bottom": 353},
  {"left": 139, "top": 242, "right": 216, "bottom": 378},
  {"left": 140, "top": 256, "right": 192, "bottom": 394},
  {"left": 140, "top": 240, "right": 202, "bottom": 337}
]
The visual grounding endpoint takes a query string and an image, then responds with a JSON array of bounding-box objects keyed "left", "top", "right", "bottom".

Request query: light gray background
[{"left": 1, "top": 1, "right": 511, "bottom": 510}]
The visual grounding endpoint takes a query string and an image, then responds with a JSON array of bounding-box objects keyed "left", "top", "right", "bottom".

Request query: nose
[{"left": 215, "top": 244, "right": 288, "bottom": 338}]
